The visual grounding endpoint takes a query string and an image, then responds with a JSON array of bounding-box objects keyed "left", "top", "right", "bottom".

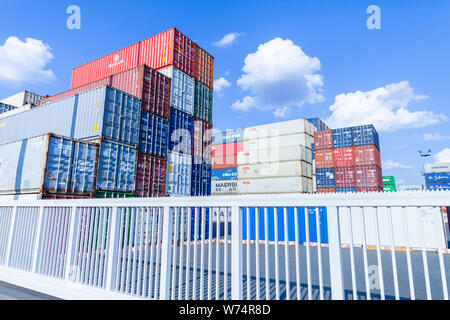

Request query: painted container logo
[{"left": 109, "top": 54, "right": 124, "bottom": 68}]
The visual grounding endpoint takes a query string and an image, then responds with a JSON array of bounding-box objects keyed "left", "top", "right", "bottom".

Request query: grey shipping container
[
  {"left": 0, "top": 86, "right": 141, "bottom": 147},
  {"left": 0, "top": 133, "right": 98, "bottom": 196}
]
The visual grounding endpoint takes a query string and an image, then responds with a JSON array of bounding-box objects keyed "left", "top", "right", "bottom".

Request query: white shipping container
[
  {"left": 244, "top": 118, "right": 315, "bottom": 140},
  {"left": 398, "top": 185, "right": 424, "bottom": 191},
  {"left": 0, "top": 104, "right": 34, "bottom": 120},
  {"left": 237, "top": 145, "right": 312, "bottom": 165},
  {"left": 238, "top": 161, "right": 312, "bottom": 179},
  {"left": 212, "top": 180, "right": 238, "bottom": 194},
  {"left": 243, "top": 133, "right": 314, "bottom": 151},
  {"left": 166, "top": 151, "right": 192, "bottom": 196},
  {"left": 158, "top": 66, "right": 194, "bottom": 115},
  {"left": 424, "top": 162, "right": 450, "bottom": 173},
  {"left": 238, "top": 176, "right": 313, "bottom": 194}
]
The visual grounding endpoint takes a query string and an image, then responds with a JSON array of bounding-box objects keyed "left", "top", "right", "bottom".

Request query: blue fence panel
[
  {"left": 191, "top": 159, "right": 212, "bottom": 196},
  {"left": 242, "top": 207, "right": 328, "bottom": 244}
]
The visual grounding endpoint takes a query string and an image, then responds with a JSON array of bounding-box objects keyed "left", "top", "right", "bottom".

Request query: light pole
[{"left": 418, "top": 150, "right": 432, "bottom": 188}]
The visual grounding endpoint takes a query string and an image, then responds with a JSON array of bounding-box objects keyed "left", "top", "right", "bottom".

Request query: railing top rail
[{"left": 0, "top": 191, "right": 449, "bottom": 208}]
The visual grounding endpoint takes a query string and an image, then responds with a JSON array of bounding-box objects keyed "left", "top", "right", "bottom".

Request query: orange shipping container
[
  {"left": 196, "top": 46, "right": 214, "bottom": 90},
  {"left": 315, "top": 149, "right": 334, "bottom": 168}
]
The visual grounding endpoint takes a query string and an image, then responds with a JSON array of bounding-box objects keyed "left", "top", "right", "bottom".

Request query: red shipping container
[
  {"left": 354, "top": 165, "right": 382, "bottom": 188},
  {"left": 212, "top": 155, "right": 237, "bottom": 169},
  {"left": 71, "top": 28, "right": 197, "bottom": 88},
  {"left": 356, "top": 187, "right": 383, "bottom": 193},
  {"left": 211, "top": 142, "right": 244, "bottom": 157},
  {"left": 135, "top": 153, "right": 167, "bottom": 197},
  {"left": 335, "top": 167, "right": 355, "bottom": 188},
  {"left": 42, "top": 194, "right": 92, "bottom": 200},
  {"left": 193, "top": 118, "right": 213, "bottom": 160},
  {"left": 41, "top": 65, "right": 171, "bottom": 119},
  {"left": 317, "top": 188, "right": 336, "bottom": 194},
  {"left": 314, "top": 130, "right": 333, "bottom": 150},
  {"left": 333, "top": 147, "right": 354, "bottom": 168},
  {"left": 315, "top": 149, "right": 334, "bottom": 169},
  {"left": 196, "top": 46, "right": 214, "bottom": 90},
  {"left": 353, "top": 145, "right": 381, "bottom": 168}
]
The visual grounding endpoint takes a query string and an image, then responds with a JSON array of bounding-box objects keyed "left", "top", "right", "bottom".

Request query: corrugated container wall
[
  {"left": 193, "top": 119, "right": 212, "bottom": 160},
  {"left": 244, "top": 118, "right": 315, "bottom": 140},
  {"left": 191, "top": 158, "right": 212, "bottom": 196},
  {"left": 194, "top": 81, "right": 213, "bottom": 122},
  {"left": 237, "top": 145, "right": 312, "bottom": 166},
  {"left": 158, "top": 66, "right": 194, "bottom": 114},
  {"left": 352, "top": 125, "right": 380, "bottom": 150},
  {"left": 424, "top": 163, "right": 450, "bottom": 174},
  {"left": 139, "top": 111, "right": 168, "bottom": 157},
  {"left": 0, "top": 134, "right": 98, "bottom": 196},
  {"left": 0, "top": 86, "right": 141, "bottom": 147},
  {"left": 238, "top": 177, "right": 313, "bottom": 194},
  {"left": 332, "top": 128, "right": 353, "bottom": 148},
  {"left": 135, "top": 153, "right": 167, "bottom": 197},
  {"left": 96, "top": 141, "right": 137, "bottom": 193},
  {"left": 195, "top": 46, "right": 214, "bottom": 90},
  {"left": 71, "top": 28, "right": 197, "bottom": 88},
  {"left": 169, "top": 108, "right": 193, "bottom": 155},
  {"left": 166, "top": 152, "right": 192, "bottom": 196},
  {"left": 212, "top": 129, "right": 243, "bottom": 145},
  {"left": 0, "top": 103, "right": 15, "bottom": 115},
  {"left": 41, "top": 65, "right": 171, "bottom": 119},
  {"left": 314, "top": 130, "right": 333, "bottom": 150}
]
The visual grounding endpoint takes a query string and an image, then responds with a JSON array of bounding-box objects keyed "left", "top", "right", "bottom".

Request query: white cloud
[
  {"left": 214, "top": 77, "right": 231, "bottom": 93},
  {"left": 274, "top": 107, "right": 290, "bottom": 118},
  {"left": 424, "top": 134, "right": 450, "bottom": 141},
  {"left": 0, "top": 36, "right": 55, "bottom": 86},
  {"left": 213, "top": 32, "right": 243, "bottom": 48},
  {"left": 383, "top": 160, "right": 414, "bottom": 170},
  {"left": 434, "top": 148, "right": 450, "bottom": 163},
  {"left": 231, "top": 38, "right": 324, "bottom": 114},
  {"left": 326, "top": 81, "right": 447, "bottom": 132}
]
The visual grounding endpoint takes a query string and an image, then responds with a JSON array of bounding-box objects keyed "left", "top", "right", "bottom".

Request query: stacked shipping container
[
  {"left": 383, "top": 176, "right": 397, "bottom": 192},
  {"left": 31, "top": 27, "right": 214, "bottom": 198},
  {"left": 237, "top": 119, "right": 315, "bottom": 194},
  {"left": 0, "top": 102, "right": 15, "bottom": 115},
  {"left": 424, "top": 163, "right": 450, "bottom": 191},
  {"left": 211, "top": 129, "right": 243, "bottom": 195},
  {"left": 314, "top": 124, "right": 383, "bottom": 193}
]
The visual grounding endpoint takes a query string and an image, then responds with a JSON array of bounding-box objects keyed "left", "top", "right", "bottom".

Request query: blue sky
[{"left": 0, "top": 0, "right": 449, "bottom": 185}]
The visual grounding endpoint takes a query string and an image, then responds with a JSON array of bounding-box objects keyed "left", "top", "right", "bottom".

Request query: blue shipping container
[
  {"left": 212, "top": 168, "right": 238, "bottom": 181},
  {"left": 0, "top": 103, "right": 15, "bottom": 115},
  {"left": 425, "top": 172, "right": 450, "bottom": 184},
  {"left": 97, "top": 141, "right": 137, "bottom": 192},
  {"left": 166, "top": 151, "right": 192, "bottom": 196},
  {"left": 190, "top": 207, "right": 210, "bottom": 240},
  {"left": 0, "top": 86, "right": 141, "bottom": 147},
  {"left": 169, "top": 108, "right": 193, "bottom": 155},
  {"left": 307, "top": 118, "right": 329, "bottom": 132},
  {"left": 0, "top": 134, "right": 98, "bottom": 195},
  {"left": 242, "top": 207, "right": 328, "bottom": 244},
  {"left": 352, "top": 125, "right": 380, "bottom": 150},
  {"left": 311, "top": 143, "right": 315, "bottom": 160},
  {"left": 336, "top": 187, "right": 356, "bottom": 193},
  {"left": 212, "top": 128, "right": 243, "bottom": 145},
  {"left": 139, "top": 111, "right": 168, "bottom": 157},
  {"left": 332, "top": 127, "right": 353, "bottom": 148},
  {"left": 426, "top": 183, "right": 450, "bottom": 191},
  {"left": 191, "top": 158, "right": 212, "bottom": 196},
  {"left": 316, "top": 168, "right": 335, "bottom": 188}
]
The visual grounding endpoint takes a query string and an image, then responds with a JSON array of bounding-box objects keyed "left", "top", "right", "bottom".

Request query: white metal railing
[{"left": 0, "top": 191, "right": 449, "bottom": 300}]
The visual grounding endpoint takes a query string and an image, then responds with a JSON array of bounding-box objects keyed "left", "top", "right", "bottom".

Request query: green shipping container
[
  {"left": 382, "top": 176, "right": 396, "bottom": 186},
  {"left": 95, "top": 191, "right": 134, "bottom": 198},
  {"left": 194, "top": 81, "right": 213, "bottom": 123},
  {"left": 383, "top": 185, "right": 397, "bottom": 192}
]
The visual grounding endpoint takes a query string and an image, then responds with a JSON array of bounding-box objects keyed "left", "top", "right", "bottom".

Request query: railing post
[
  {"left": 327, "top": 206, "right": 345, "bottom": 300},
  {"left": 64, "top": 206, "right": 80, "bottom": 283},
  {"left": 105, "top": 206, "right": 120, "bottom": 291},
  {"left": 159, "top": 206, "right": 174, "bottom": 300},
  {"left": 32, "top": 206, "right": 45, "bottom": 273},
  {"left": 231, "top": 206, "right": 243, "bottom": 300},
  {"left": 5, "top": 205, "right": 18, "bottom": 267}
]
